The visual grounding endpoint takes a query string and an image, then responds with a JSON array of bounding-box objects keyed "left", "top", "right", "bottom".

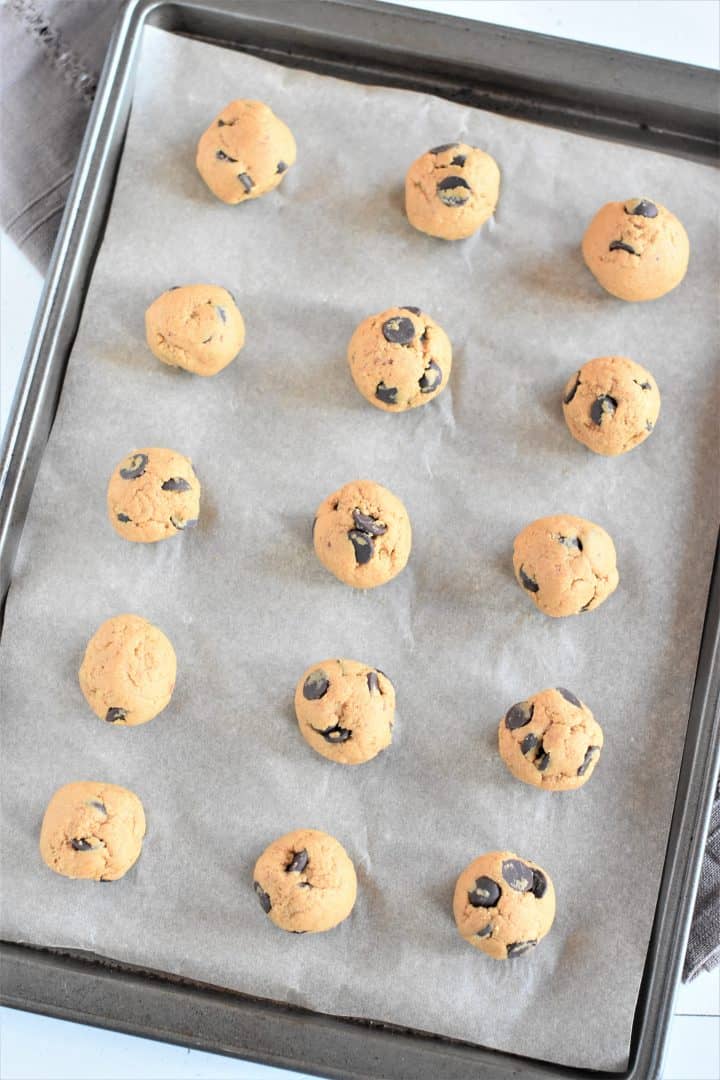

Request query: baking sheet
[{"left": 1, "top": 24, "right": 719, "bottom": 1073}]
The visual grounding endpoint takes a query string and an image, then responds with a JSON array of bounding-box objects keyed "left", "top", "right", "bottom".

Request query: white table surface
[{"left": 1, "top": 1, "right": 718, "bottom": 1077}]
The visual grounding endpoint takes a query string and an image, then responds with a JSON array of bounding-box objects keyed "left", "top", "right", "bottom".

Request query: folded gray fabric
[{"left": 1, "top": 0, "right": 718, "bottom": 986}]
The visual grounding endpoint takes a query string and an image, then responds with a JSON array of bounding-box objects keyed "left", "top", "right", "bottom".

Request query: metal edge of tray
[{"left": 1, "top": 2, "right": 719, "bottom": 1078}]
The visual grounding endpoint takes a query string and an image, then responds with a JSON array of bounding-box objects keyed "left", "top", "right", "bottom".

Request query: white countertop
[{"left": 1, "top": 1, "right": 718, "bottom": 1077}]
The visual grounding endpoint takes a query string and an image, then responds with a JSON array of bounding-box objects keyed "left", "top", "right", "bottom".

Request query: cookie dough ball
[
  {"left": 253, "top": 828, "right": 357, "bottom": 933},
  {"left": 79, "top": 614, "right": 176, "bottom": 727},
  {"left": 313, "top": 480, "right": 412, "bottom": 589},
  {"left": 295, "top": 659, "right": 395, "bottom": 765},
  {"left": 107, "top": 448, "right": 200, "bottom": 543},
  {"left": 39, "top": 782, "right": 146, "bottom": 881},
  {"left": 145, "top": 284, "right": 245, "bottom": 377},
  {"left": 582, "top": 197, "right": 689, "bottom": 302},
  {"left": 513, "top": 514, "right": 619, "bottom": 617},
  {"left": 405, "top": 142, "right": 500, "bottom": 241},
  {"left": 453, "top": 851, "right": 555, "bottom": 959},
  {"left": 563, "top": 356, "right": 661, "bottom": 456},
  {"left": 499, "top": 687, "right": 604, "bottom": 791},
  {"left": 347, "top": 306, "right": 452, "bottom": 411},
  {"left": 196, "top": 99, "right": 296, "bottom": 205}
]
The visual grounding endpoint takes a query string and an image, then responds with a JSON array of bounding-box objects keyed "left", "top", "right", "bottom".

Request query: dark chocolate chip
[
  {"left": 429, "top": 143, "right": 459, "bottom": 154},
  {"left": 117, "top": 513, "right": 131, "bottom": 523},
  {"left": 558, "top": 535, "right": 582, "bottom": 551},
  {"left": 291, "top": 930, "right": 306, "bottom": 934},
  {"left": 564, "top": 373, "right": 581, "bottom": 405},
  {"left": 590, "top": 395, "right": 618, "bottom": 425},
  {"left": 634, "top": 379, "right": 652, "bottom": 390},
  {"left": 367, "top": 671, "right": 380, "bottom": 694},
  {"left": 507, "top": 940, "right": 537, "bottom": 958},
  {"left": 502, "top": 858, "right": 534, "bottom": 893},
  {"left": 475, "top": 924, "right": 493, "bottom": 938},
  {"left": 531, "top": 869, "right": 548, "bottom": 899},
  {"left": 376, "top": 382, "right": 398, "bottom": 405},
  {"left": 625, "top": 198, "right": 658, "bottom": 218},
  {"left": 535, "top": 745, "right": 550, "bottom": 772},
  {"left": 468, "top": 875, "right": 501, "bottom": 908},
  {"left": 215, "top": 149, "right": 238, "bottom": 162},
  {"left": 521, "top": 733, "right": 539, "bottom": 755},
  {"left": 87, "top": 800, "right": 107, "bottom": 814},
  {"left": 451, "top": 154, "right": 467, "bottom": 166},
  {"left": 557, "top": 687, "right": 582, "bottom": 708},
  {"left": 578, "top": 745, "right": 600, "bottom": 776},
  {"left": 286, "top": 849, "right": 309, "bottom": 874},
  {"left": 71, "top": 838, "right": 95, "bottom": 852},
  {"left": 519, "top": 567, "right": 539, "bottom": 593},
  {"left": 402, "top": 306, "right": 421, "bottom": 314},
  {"left": 505, "top": 701, "right": 534, "bottom": 731},
  {"left": 348, "top": 529, "right": 374, "bottom": 564},
  {"left": 436, "top": 175, "right": 471, "bottom": 206},
  {"left": 419, "top": 361, "right": 443, "bottom": 393},
  {"left": 237, "top": 173, "right": 254, "bottom": 193},
  {"left": 313, "top": 722, "right": 352, "bottom": 744},
  {"left": 276, "top": 161, "right": 288, "bottom": 174},
  {"left": 352, "top": 508, "right": 387, "bottom": 536},
  {"left": 218, "top": 118, "right": 236, "bottom": 127},
  {"left": 254, "top": 881, "right": 272, "bottom": 913},
  {"left": 382, "top": 315, "right": 416, "bottom": 345},
  {"left": 119, "top": 453, "right": 148, "bottom": 480},
  {"left": 303, "top": 669, "right": 329, "bottom": 701},
  {"left": 162, "top": 477, "right": 192, "bottom": 492},
  {"left": 105, "top": 707, "right": 127, "bottom": 724},
  {"left": 170, "top": 515, "right": 198, "bottom": 531},
  {"left": 609, "top": 240, "right": 638, "bottom": 255}
]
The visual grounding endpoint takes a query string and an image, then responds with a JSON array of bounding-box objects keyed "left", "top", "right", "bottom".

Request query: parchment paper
[{"left": 1, "top": 25, "right": 718, "bottom": 1073}]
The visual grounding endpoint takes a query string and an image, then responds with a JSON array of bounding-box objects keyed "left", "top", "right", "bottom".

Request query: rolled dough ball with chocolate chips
[
  {"left": 499, "top": 687, "right": 604, "bottom": 791},
  {"left": 107, "top": 448, "right": 200, "bottom": 543},
  {"left": 582, "top": 197, "right": 689, "bottom": 302},
  {"left": 513, "top": 514, "right": 619, "bottom": 617},
  {"left": 79, "top": 614, "right": 176, "bottom": 727},
  {"left": 405, "top": 142, "right": 500, "bottom": 240},
  {"left": 196, "top": 99, "right": 296, "bottom": 205},
  {"left": 562, "top": 355, "right": 661, "bottom": 456},
  {"left": 313, "top": 480, "right": 412, "bottom": 589},
  {"left": 295, "top": 659, "right": 395, "bottom": 765},
  {"left": 39, "top": 781, "right": 146, "bottom": 881},
  {"left": 145, "top": 284, "right": 245, "bottom": 377},
  {"left": 253, "top": 828, "right": 357, "bottom": 934},
  {"left": 347, "top": 305, "right": 452, "bottom": 411},
  {"left": 453, "top": 851, "right": 556, "bottom": 959}
]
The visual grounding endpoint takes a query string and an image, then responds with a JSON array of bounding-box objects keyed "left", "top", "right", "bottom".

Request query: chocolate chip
[
  {"left": 348, "top": 529, "right": 374, "bottom": 564},
  {"left": 303, "top": 669, "right": 329, "bottom": 701},
  {"left": 286, "top": 850, "right": 309, "bottom": 874},
  {"left": 216, "top": 305, "right": 227, "bottom": 323},
  {"left": 531, "top": 869, "right": 547, "bottom": 899},
  {"left": 625, "top": 198, "right": 658, "bottom": 218},
  {"left": 634, "top": 379, "right": 652, "bottom": 390},
  {"left": 521, "top": 733, "right": 539, "bottom": 755},
  {"left": 376, "top": 382, "right": 398, "bottom": 405},
  {"left": 557, "top": 687, "right": 582, "bottom": 708},
  {"left": 429, "top": 143, "right": 459, "bottom": 154},
  {"left": 402, "top": 306, "right": 421, "bottom": 314},
  {"left": 535, "top": 744, "right": 550, "bottom": 772},
  {"left": 216, "top": 149, "right": 238, "bottom": 162},
  {"left": 468, "top": 875, "right": 501, "bottom": 908},
  {"left": 218, "top": 118, "right": 236, "bottom": 127},
  {"left": 367, "top": 671, "right": 380, "bottom": 694},
  {"left": 578, "top": 746, "right": 600, "bottom": 776},
  {"left": 313, "top": 722, "right": 352, "bottom": 744},
  {"left": 382, "top": 316, "right": 415, "bottom": 345},
  {"left": 161, "top": 477, "right": 191, "bottom": 492},
  {"left": 437, "top": 176, "right": 471, "bottom": 206},
  {"left": 254, "top": 881, "right": 272, "bottom": 913},
  {"left": 117, "top": 513, "right": 131, "bottom": 523},
  {"left": 237, "top": 173, "right": 254, "bottom": 193},
  {"left": 590, "top": 395, "right": 618, "bottom": 425},
  {"left": 609, "top": 240, "right": 638, "bottom": 254},
  {"left": 105, "top": 707, "right": 126, "bottom": 723},
  {"left": 170, "top": 516, "right": 198, "bottom": 531},
  {"left": 71, "top": 838, "right": 95, "bottom": 851},
  {"left": 558, "top": 535, "right": 582, "bottom": 551},
  {"left": 352, "top": 509, "right": 387, "bottom": 536},
  {"left": 451, "top": 154, "right": 467, "bottom": 166},
  {"left": 119, "top": 453, "right": 148, "bottom": 480},
  {"left": 168, "top": 286, "right": 180, "bottom": 291},
  {"left": 419, "top": 361, "right": 443, "bottom": 393},
  {"left": 563, "top": 372, "right": 581, "bottom": 405},
  {"left": 276, "top": 161, "right": 288, "bottom": 174},
  {"left": 519, "top": 567, "right": 539, "bottom": 593},
  {"left": 505, "top": 701, "right": 534, "bottom": 730},
  {"left": 507, "top": 940, "right": 537, "bottom": 958},
  {"left": 502, "top": 859, "right": 534, "bottom": 892},
  {"left": 475, "top": 924, "right": 493, "bottom": 938},
  {"left": 87, "top": 800, "right": 107, "bottom": 814}
]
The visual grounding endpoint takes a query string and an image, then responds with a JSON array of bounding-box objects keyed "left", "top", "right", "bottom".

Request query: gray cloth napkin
[{"left": 1, "top": 0, "right": 718, "bottom": 985}]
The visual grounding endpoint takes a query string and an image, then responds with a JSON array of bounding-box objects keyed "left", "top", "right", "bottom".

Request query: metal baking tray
[{"left": 1, "top": 1, "right": 718, "bottom": 1076}]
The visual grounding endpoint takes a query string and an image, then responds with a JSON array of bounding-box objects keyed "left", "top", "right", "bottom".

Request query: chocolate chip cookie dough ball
[
  {"left": 40, "top": 782, "right": 146, "bottom": 881},
  {"left": 196, "top": 99, "right": 296, "bottom": 205},
  {"left": 347, "top": 306, "right": 452, "bottom": 411},
  {"left": 513, "top": 514, "right": 619, "bottom": 617},
  {"left": 582, "top": 197, "right": 689, "bottom": 301},
  {"left": 405, "top": 142, "right": 500, "bottom": 240},
  {"left": 453, "top": 851, "right": 555, "bottom": 959},
  {"left": 499, "top": 687, "right": 604, "bottom": 791},
  {"left": 295, "top": 660, "right": 395, "bottom": 765},
  {"left": 313, "top": 480, "right": 412, "bottom": 589},
  {"left": 145, "top": 285, "right": 245, "bottom": 377},
  {"left": 107, "top": 448, "right": 200, "bottom": 543},
  {"left": 79, "top": 614, "right": 176, "bottom": 727},
  {"left": 563, "top": 356, "right": 661, "bottom": 456},
  {"left": 253, "top": 829, "right": 357, "bottom": 933}
]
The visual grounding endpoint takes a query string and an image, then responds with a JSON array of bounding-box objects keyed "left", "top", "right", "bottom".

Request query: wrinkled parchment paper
[{"left": 2, "top": 25, "right": 719, "bottom": 1072}]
